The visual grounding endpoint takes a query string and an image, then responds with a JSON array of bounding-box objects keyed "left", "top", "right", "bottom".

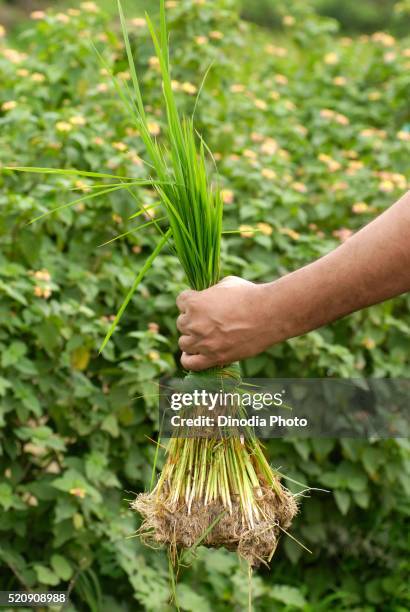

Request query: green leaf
[
  {"left": 0, "top": 483, "right": 13, "bottom": 511},
  {"left": 51, "top": 554, "right": 73, "bottom": 581},
  {"left": 269, "top": 585, "right": 307, "bottom": 608},
  {"left": 101, "top": 414, "right": 119, "bottom": 438},
  {"left": 1, "top": 341, "right": 27, "bottom": 367},
  {"left": 334, "top": 489, "right": 350, "bottom": 515},
  {"left": 34, "top": 565, "right": 60, "bottom": 586},
  {"left": 176, "top": 584, "right": 212, "bottom": 612}
]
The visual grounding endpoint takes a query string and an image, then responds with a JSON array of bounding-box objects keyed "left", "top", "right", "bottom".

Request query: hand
[{"left": 176, "top": 276, "right": 271, "bottom": 371}]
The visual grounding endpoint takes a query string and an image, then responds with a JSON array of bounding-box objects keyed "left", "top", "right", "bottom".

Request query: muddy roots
[{"left": 132, "top": 484, "right": 297, "bottom": 567}]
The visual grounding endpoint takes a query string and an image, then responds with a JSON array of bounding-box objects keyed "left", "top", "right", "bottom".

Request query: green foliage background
[{"left": 0, "top": 1, "right": 409, "bottom": 610}]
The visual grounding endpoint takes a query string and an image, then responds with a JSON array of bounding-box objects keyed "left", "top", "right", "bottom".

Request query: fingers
[
  {"left": 178, "top": 334, "right": 195, "bottom": 352},
  {"left": 176, "top": 313, "right": 189, "bottom": 333},
  {"left": 181, "top": 351, "right": 215, "bottom": 371},
  {"left": 176, "top": 289, "right": 196, "bottom": 313}
]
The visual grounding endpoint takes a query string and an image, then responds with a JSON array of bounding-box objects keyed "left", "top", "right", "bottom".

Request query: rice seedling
[{"left": 5, "top": 0, "right": 298, "bottom": 569}]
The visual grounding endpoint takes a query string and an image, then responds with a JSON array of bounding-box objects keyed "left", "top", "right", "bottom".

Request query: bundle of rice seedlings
[
  {"left": 5, "top": 0, "right": 298, "bottom": 568},
  {"left": 111, "top": 0, "right": 298, "bottom": 566}
]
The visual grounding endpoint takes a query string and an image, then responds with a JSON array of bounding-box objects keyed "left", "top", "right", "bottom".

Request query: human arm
[{"left": 176, "top": 191, "right": 410, "bottom": 371}]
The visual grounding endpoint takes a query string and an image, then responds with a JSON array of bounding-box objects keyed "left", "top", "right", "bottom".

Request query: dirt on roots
[{"left": 132, "top": 485, "right": 298, "bottom": 567}]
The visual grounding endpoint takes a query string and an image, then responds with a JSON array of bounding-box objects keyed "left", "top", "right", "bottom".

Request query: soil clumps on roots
[{"left": 133, "top": 483, "right": 297, "bottom": 567}]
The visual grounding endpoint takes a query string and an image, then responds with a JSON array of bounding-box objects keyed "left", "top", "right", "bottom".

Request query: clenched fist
[{"left": 176, "top": 276, "right": 273, "bottom": 371}]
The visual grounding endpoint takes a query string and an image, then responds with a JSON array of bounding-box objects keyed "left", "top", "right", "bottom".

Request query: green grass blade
[
  {"left": 99, "top": 228, "right": 171, "bottom": 352},
  {"left": 4, "top": 167, "right": 136, "bottom": 180},
  {"left": 117, "top": 0, "right": 146, "bottom": 120},
  {"left": 98, "top": 216, "right": 167, "bottom": 247},
  {"left": 29, "top": 185, "right": 125, "bottom": 224}
]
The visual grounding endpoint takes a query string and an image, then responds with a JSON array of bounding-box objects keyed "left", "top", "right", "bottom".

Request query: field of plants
[{"left": 0, "top": 0, "right": 409, "bottom": 610}]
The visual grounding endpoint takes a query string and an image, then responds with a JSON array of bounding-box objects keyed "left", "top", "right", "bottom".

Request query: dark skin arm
[{"left": 176, "top": 191, "right": 410, "bottom": 371}]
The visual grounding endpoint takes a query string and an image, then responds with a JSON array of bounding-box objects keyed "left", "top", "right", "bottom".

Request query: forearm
[{"left": 262, "top": 191, "right": 410, "bottom": 344}]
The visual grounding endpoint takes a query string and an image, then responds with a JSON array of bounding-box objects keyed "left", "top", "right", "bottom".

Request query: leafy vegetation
[{"left": 0, "top": 1, "right": 409, "bottom": 610}]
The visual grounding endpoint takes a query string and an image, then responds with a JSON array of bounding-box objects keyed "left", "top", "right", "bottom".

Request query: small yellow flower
[
  {"left": 148, "top": 350, "right": 160, "bottom": 361},
  {"left": 148, "top": 121, "right": 160, "bottom": 136},
  {"left": 70, "top": 115, "right": 86, "bottom": 126},
  {"left": 243, "top": 149, "right": 257, "bottom": 159},
  {"left": 165, "top": 0, "right": 178, "bottom": 7},
  {"left": 397, "top": 131, "right": 410, "bottom": 142},
  {"left": 230, "top": 83, "right": 245, "bottom": 93},
  {"left": 70, "top": 487, "right": 86, "bottom": 499},
  {"left": 333, "top": 76, "right": 347, "bottom": 86},
  {"left": 56, "top": 13, "right": 70, "bottom": 24},
  {"left": 384, "top": 51, "right": 396, "bottom": 63},
  {"left": 181, "top": 82, "right": 197, "bottom": 95},
  {"left": 2, "top": 100, "right": 17, "bottom": 111},
  {"left": 131, "top": 17, "right": 146, "bottom": 28},
  {"left": 130, "top": 154, "right": 143, "bottom": 166},
  {"left": 30, "top": 10, "right": 46, "bottom": 19},
  {"left": 333, "top": 228, "right": 353, "bottom": 242},
  {"left": 148, "top": 56, "right": 160, "bottom": 69},
  {"left": 332, "top": 181, "right": 348, "bottom": 191},
  {"left": 171, "top": 80, "right": 181, "bottom": 91},
  {"left": 368, "top": 91, "right": 381, "bottom": 101},
  {"left": 31, "top": 72, "right": 46, "bottom": 82},
  {"left": 282, "top": 15, "right": 295, "bottom": 26},
  {"left": 371, "top": 32, "right": 395, "bottom": 46},
  {"left": 34, "top": 269, "right": 51, "bottom": 282},
  {"left": 280, "top": 227, "right": 300, "bottom": 240},
  {"left": 3, "top": 48, "right": 27, "bottom": 63},
  {"left": 209, "top": 30, "right": 224, "bottom": 40},
  {"left": 335, "top": 113, "right": 349, "bottom": 126},
  {"left": 117, "top": 71, "right": 131, "bottom": 81},
  {"left": 80, "top": 2, "right": 99, "bottom": 13},
  {"left": 265, "top": 44, "right": 287, "bottom": 57},
  {"left": 112, "top": 142, "right": 127, "bottom": 151},
  {"left": 292, "top": 182, "right": 307, "bottom": 193},
  {"left": 112, "top": 213, "right": 122, "bottom": 224},
  {"left": 257, "top": 222, "right": 273, "bottom": 236},
  {"left": 324, "top": 52, "right": 339, "bottom": 65},
  {"left": 320, "top": 108, "right": 335, "bottom": 119},
  {"left": 260, "top": 138, "right": 278, "bottom": 155},
  {"left": 239, "top": 225, "right": 255, "bottom": 238},
  {"left": 0, "top": 24, "right": 6, "bottom": 38},
  {"left": 295, "top": 124, "right": 308, "bottom": 136},
  {"left": 56, "top": 121, "right": 72, "bottom": 132},
  {"left": 278, "top": 148, "right": 290, "bottom": 160},
  {"left": 362, "top": 337, "right": 376, "bottom": 350},
  {"left": 254, "top": 99, "right": 267, "bottom": 110},
  {"left": 269, "top": 91, "right": 280, "bottom": 100},
  {"left": 251, "top": 132, "right": 264, "bottom": 143},
  {"left": 221, "top": 189, "right": 234, "bottom": 204},
  {"left": 195, "top": 35, "right": 208, "bottom": 45},
  {"left": 261, "top": 168, "right": 276, "bottom": 180},
  {"left": 17, "top": 69, "right": 29, "bottom": 77},
  {"left": 97, "top": 83, "right": 109, "bottom": 93},
  {"left": 75, "top": 180, "right": 91, "bottom": 193},
  {"left": 379, "top": 180, "right": 394, "bottom": 193},
  {"left": 318, "top": 153, "right": 331, "bottom": 163},
  {"left": 68, "top": 8, "right": 80, "bottom": 16},
  {"left": 349, "top": 160, "right": 364, "bottom": 170},
  {"left": 274, "top": 74, "right": 288, "bottom": 85},
  {"left": 352, "top": 202, "right": 369, "bottom": 214}
]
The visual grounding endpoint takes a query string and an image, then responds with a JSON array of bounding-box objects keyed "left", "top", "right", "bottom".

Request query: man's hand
[
  {"left": 176, "top": 276, "right": 271, "bottom": 371},
  {"left": 176, "top": 191, "right": 410, "bottom": 372}
]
